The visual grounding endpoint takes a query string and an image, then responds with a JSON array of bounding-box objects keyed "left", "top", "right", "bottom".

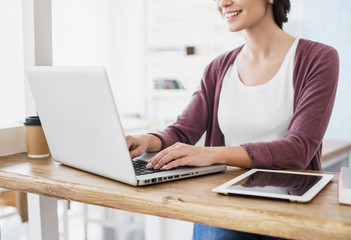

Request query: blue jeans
[{"left": 193, "top": 223, "right": 287, "bottom": 240}]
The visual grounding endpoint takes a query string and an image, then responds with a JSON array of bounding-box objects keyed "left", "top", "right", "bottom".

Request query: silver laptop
[{"left": 25, "top": 66, "right": 226, "bottom": 186}]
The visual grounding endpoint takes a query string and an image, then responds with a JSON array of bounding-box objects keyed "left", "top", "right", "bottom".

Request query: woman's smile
[{"left": 224, "top": 10, "right": 242, "bottom": 22}]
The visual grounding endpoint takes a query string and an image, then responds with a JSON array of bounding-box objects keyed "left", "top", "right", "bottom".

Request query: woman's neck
[{"left": 241, "top": 21, "right": 295, "bottom": 61}]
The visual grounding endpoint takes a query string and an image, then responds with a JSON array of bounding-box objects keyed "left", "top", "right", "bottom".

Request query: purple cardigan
[{"left": 152, "top": 39, "right": 339, "bottom": 170}]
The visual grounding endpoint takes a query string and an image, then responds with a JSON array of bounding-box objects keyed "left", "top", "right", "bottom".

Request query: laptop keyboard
[{"left": 132, "top": 159, "right": 165, "bottom": 176}]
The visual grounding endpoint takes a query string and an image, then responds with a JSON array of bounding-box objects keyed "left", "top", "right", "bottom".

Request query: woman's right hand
[{"left": 125, "top": 134, "right": 162, "bottom": 159}]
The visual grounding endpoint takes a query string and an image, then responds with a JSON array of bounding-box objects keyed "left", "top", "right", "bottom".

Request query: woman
[{"left": 126, "top": 0, "right": 339, "bottom": 239}]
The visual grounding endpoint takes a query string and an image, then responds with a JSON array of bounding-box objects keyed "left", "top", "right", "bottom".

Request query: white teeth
[{"left": 225, "top": 11, "right": 241, "bottom": 18}]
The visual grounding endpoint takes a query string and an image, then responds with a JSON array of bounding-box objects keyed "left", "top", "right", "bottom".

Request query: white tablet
[{"left": 212, "top": 169, "right": 334, "bottom": 202}]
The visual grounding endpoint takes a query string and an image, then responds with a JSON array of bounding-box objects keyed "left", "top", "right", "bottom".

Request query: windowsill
[
  {"left": 0, "top": 123, "right": 24, "bottom": 130},
  {"left": 0, "top": 125, "right": 26, "bottom": 157}
]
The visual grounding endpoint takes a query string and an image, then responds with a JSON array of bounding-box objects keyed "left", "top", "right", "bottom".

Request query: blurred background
[
  {"left": 1, "top": 0, "right": 350, "bottom": 139},
  {"left": 0, "top": 0, "right": 350, "bottom": 239}
]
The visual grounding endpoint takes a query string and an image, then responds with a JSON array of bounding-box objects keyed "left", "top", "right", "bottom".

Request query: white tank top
[{"left": 218, "top": 39, "right": 299, "bottom": 146}]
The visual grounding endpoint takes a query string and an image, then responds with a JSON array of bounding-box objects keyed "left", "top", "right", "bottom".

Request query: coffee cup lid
[{"left": 24, "top": 116, "right": 42, "bottom": 126}]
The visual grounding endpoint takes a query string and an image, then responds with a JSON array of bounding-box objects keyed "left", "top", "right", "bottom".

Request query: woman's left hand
[{"left": 146, "top": 142, "right": 220, "bottom": 170}]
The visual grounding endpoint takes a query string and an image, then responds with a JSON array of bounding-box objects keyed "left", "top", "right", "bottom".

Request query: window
[{"left": 0, "top": 0, "right": 25, "bottom": 128}]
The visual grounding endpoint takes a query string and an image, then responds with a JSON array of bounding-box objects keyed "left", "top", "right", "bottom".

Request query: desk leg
[
  {"left": 145, "top": 215, "right": 166, "bottom": 240},
  {"left": 28, "top": 194, "right": 59, "bottom": 240}
]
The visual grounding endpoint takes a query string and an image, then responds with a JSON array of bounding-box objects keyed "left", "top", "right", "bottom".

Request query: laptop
[{"left": 25, "top": 66, "right": 226, "bottom": 186}]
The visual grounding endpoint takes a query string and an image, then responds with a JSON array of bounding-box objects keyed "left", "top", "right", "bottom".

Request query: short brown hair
[{"left": 272, "top": 0, "right": 291, "bottom": 29}]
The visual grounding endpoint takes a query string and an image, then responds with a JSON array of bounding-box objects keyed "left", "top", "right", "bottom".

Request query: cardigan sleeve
[
  {"left": 242, "top": 44, "right": 339, "bottom": 170},
  {"left": 150, "top": 60, "right": 218, "bottom": 149}
]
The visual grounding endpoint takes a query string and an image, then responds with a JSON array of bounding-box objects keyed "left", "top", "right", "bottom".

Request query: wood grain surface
[{"left": 0, "top": 152, "right": 350, "bottom": 239}]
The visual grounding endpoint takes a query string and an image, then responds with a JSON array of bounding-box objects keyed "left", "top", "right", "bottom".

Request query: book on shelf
[
  {"left": 338, "top": 167, "right": 351, "bottom": 205},
  {"left": 149, "top": 46, "right": 195, "bottom": 56},
  {"left": 154, "top": 79, "right": 185, "bottom": 90}
]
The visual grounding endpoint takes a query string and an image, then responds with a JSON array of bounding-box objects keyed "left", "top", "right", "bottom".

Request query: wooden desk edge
[{"left": 0, "top": 168, "right": 350, "bottom": 240}]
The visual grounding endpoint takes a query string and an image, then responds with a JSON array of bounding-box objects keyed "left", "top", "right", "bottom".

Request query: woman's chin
[{"left": 227, "top": 25, "right": 243, "bottom": 33}]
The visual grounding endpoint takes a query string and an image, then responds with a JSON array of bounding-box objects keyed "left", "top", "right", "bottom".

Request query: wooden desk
[{"left": 0, "top": 153, "right": 350, "bottom": 240}]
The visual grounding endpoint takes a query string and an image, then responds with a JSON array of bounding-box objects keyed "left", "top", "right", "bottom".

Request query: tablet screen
[{"left": 226, "top": 171, "right": 322, "bottom": 196}]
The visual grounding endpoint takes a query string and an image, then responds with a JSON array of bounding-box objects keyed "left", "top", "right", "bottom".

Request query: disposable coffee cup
[{"left": 24, "top": 116, "right": 50, "bottom": 158}]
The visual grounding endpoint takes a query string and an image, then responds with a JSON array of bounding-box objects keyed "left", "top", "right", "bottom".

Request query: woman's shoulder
[
  {"left": 296, "top": 38, "right": 339, "bottom": 60},
  {"left": 293, "top": 38, "right": 339, "bottom": 89},
  {"left": 204, "top": 45, "right": 243, "bottom": 74},
  {"left": 212, "top": 45, "right": 243, "bottom": 65},
  {"left": 199, "top": 45, "right": 243, "bottom": 90}
]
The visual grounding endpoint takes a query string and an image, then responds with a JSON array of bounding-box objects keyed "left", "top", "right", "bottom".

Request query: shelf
[
  {"left": 150, "top": 0, "right": 216, "bottom": 9},
  {"left": 148, "top": 1, "right": 217, "bottom": 18},
  {"left": 148, "top": 36, "right": 244, "bottom": 48},
  {"left": 144, "top": 19, "right": 224, "bottom": 30},
  {"left": 145, "top": 55, "right": 215, "bottom": 64},
  {"left": 144, "top": 0, "right": 232, "bottom": 124},
  {"left": 151, "top": 89, "right": 193, "bottom": 98}
]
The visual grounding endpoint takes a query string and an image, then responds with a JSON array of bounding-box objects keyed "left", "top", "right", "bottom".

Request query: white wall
[
  {"left": 302, "top": 0, "right": 351, "bottom": 142},
  {"left": 0, "top": 0, "right": 25, "bottom": 128},
  {"left": 52, "top": 0, "right": 146, "bottom": 117}
]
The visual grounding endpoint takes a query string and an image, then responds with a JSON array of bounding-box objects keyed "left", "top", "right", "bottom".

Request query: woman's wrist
[
  {"left": 214, "top": 146, "right": 253, "bottom": 168},
  {"left": 144, "top": 134, "right": 162, "bottom": 153},
  {"left": 212, "top": 147, "right": 227, "bottom": 165}
]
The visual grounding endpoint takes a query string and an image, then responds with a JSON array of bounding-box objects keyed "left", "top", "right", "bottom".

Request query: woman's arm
[
  {"left": 146, "top": 144, "right": 253, "bottom": 170},
  {"left": 147, "top": 42, "right": 339, "bottom": 171},
  {"left": 126, "top": 53, "right": 227, "bottom": 162},
  {"left": 242, "top": 42, "right": 339, "bottom": 170}
]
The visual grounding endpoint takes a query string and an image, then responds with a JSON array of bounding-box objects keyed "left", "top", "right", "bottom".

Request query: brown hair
[{"left": 272, "top": 0, "right": 291, "bottom": 29}]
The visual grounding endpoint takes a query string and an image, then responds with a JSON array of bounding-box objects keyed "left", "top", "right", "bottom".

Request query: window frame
[{"left": 0, "top": 0, "right": 52, "bottom": 156}]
